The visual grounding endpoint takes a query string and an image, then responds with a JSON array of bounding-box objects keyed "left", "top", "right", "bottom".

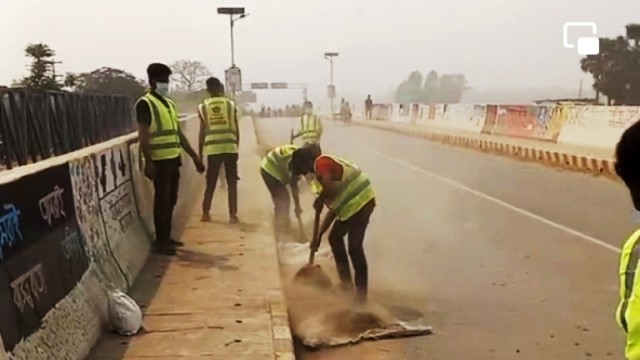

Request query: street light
[
  {"left": 217, "top": 7, "right": 249, "bottom": 67},
  {"left": 324, "top": 52, "right": 339, "bottom": 116},
  {"left": 217, "top": 7, "right": 249, "bottom": 96}
]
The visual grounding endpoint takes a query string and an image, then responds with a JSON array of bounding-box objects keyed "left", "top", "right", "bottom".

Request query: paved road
[{"left": 255, "top": 117, "right": 631, "bottom": 360}]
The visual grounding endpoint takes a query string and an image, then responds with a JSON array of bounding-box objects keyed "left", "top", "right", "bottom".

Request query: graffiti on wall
[
  {"left": 0, "top": 164, "right": 88, "bottom": 351},
  {"left": 69, "top": 156, "right": 126, "bottom": 289},
  {"left": 95, "top": 143, "right": 148, "bottom": 284}
]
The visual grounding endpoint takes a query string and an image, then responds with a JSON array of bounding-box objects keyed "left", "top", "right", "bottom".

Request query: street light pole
[
  {"left": 229, "top": 15, "right": 235, "bottom": 66},
  {"left": 217, "top": 7, "right": 248, "bottom": 96},
  {"left": 324, "top": 52, "right": 339, "bottom": 116}
]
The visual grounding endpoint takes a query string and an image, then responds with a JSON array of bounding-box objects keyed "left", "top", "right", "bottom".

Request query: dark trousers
[
  {"left": 260, "top": 168, "right": 290, "bottom": 230},
  {"left": 153, "top": 160, "right": 180, "bottom": 246},
  {"left": 202, "top": 153, "right": 238, "bottom": 215},
  {"left": 328, "top": 199, "right": 376, "bottom": 298}
]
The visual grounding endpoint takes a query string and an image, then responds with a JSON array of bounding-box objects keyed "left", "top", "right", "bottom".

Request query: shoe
[
  {"left": 229, "top": 214, "right": 239, "bottom": 224},
  {"left": 201, "top": 214, "right": 211, "bottom": 222},
  {"left": 354, "top": 291, "right": 368, "bottom": 306},
  {"left": 170, "top": 238, "right": 185, "bottom": 247},
  {"left": 154, "top": 244, "right": 177, "bottom": 256}
]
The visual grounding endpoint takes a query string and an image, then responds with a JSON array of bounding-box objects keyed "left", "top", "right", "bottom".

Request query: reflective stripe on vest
[
  {"left": 137, "top": 94, "right": 181, "bottom": 161},
  {"left": 261, "top": 144, "right": 298, "bottom": 184},
  {"left": 313, "top": 155, "right": 375, "bottom": 221},
  {"left": 202, "top": 97, "right": 238, "bottom": 156},
  {"left": 301, "top": 114, "right": 320, "bottom": 143}
]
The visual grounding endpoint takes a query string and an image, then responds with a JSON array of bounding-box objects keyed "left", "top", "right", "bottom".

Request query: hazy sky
[{"left": 0, "top": 0, "right": 637, "bottom": 106}]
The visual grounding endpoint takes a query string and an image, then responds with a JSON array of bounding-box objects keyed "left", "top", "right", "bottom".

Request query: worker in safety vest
[
  {"left": 260, "top": 143, "right": 321, "bottom": 232},
  {"left": 136, "top": 63, "right": 205, "bottom": 256},
  {"left": 290, "top": 150, "right": 376, "bottom": 303},
  {"left": 614, "top": 120, "right": 640, "bottom": 359},
  {"left": 292, "top": 100, "right": 322, "bottom": 145},
  {"left": 198, "top": 77, "right": 240, "bottom": 224}
]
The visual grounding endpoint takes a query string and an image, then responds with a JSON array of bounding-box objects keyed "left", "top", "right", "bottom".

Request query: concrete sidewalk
[
  {"left": 353, "top": 119, "right": 618, "bottom": 179},
  {"left": 88, "top": 118, "right": 294, "bottom": 359}
]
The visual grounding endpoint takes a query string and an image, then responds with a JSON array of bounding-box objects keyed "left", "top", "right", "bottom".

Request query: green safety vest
[
  {"left": 136, "top": 93, "right": 181, "bottom": 161},
  {"left": 261, "top": 144, "right": 299, "bottom": 184},
  {"left": 617, "top": 229, "right": 640, "bottom": 360},
  {"left": 202, "top": 97, "right": 238, "bottom": 156},
  {"left": 312, "top": 155, "right": 375, "bottom": 221},
  {"left": 301, "top": 114, "right": 321, "bottom": 143}
]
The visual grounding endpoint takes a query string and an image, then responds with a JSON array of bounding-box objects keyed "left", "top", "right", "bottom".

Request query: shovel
[
  {"left": 293, "top": 206, "right": 331, "bottom": 288},
  {"left": 307, "top": 205, "right": 322, "bottom": 265}
]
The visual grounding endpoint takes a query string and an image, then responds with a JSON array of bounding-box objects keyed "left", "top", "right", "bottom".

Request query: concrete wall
[
  {"left": 0, "top": 116, "right": 200, "bottom": 360},
  {"left": 355, "top": 103, "right": 640, "bottom": 150}
]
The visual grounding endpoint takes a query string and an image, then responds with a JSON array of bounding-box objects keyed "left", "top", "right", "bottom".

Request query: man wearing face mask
[
  {"left": 136, "top": 62, "right": 205, "bottom": 256},
  {"left": 614, "top": 119, "right": 640, "bottom": 360},
  {"left": 292, "top": 100, "right": 322, "bottom": 146}
]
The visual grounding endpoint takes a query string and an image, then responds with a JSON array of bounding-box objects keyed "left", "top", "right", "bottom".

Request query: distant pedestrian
[
  {"left": 292, "top": 100, "right": 323, "bottom": 146},
  {"left": 136, "top": 62, "right": 205, "bottom": 256},
  {"left": 365, "top": 95, "right": 373, "bottom": 120}
]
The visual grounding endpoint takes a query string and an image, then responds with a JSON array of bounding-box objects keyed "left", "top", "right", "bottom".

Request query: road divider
[
  {"left": 0, "top": 116, "right": 201, "bottom": 359},
  {"left": 352, "top": 102, "right": 638, "bottom": 179}
]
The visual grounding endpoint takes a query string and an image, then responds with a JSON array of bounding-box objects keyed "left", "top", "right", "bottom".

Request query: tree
[
  {"left": 438, "top": 74, "right": 468, "bottom": 103},
  {"left": 580, "top": 25, "right": 640, "bottom": 105},
  {"left": 67, "top": 67, "right": 146, "bottom": 102},
  {"left": 394, "top": 71, "right": 424, "bottom": 103},
  {"left": 18, "top": 43, "right": 62, "bottom": 90},
  {"left": 394, "top": 70, "right": 468, "bottom": 104},
  {"left": 422, "top": 70, "right": 439, "bottom": 103},
  {"left": 170, "top": 60, "right": 211, "bottom": 91}
]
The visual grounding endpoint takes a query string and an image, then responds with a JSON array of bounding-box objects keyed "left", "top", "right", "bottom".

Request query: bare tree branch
[{"left": 170, "top": 60, "right": 211, "bottom": 92}]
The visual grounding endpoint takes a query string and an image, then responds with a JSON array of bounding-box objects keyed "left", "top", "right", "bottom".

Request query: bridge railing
[{"left": 0, "top": 89, "right": 134, "bottom": 169}]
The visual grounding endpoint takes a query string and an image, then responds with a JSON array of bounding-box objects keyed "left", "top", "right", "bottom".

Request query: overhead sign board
[
  {"left": 270, "top": 82, "right": 288, "bottom": 89},
  {"left": 250, "top": 82, "right": 269, "bottom": 89},
  {"left": 235, "top": 91, "right": 257, "bottom": 103}
]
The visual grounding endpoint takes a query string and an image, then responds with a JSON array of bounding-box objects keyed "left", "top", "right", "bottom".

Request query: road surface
[{"left": 255, "top": 117, "right": 630, "bottom": 360}]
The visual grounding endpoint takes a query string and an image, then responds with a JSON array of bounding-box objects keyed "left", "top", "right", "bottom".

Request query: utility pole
[
  {"left": 578, "top": 78, "right": 583, "bottom": 98},
  {"left": 324, "top": 52, "right": 339, "bottom": 116},
  {"left": 217, "top": 7, "right": 249, "bottom": 96}
]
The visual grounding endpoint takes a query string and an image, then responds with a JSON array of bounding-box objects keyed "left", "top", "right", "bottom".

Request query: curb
[
  {"left": 250, "top": 116, "right": 296, "bottom": 360},
  {"left": 268, "top": 289, "right": 296, "bottom": 360},
  {"left": 354, "top": 120, "right": 618, "bottom": 180}
]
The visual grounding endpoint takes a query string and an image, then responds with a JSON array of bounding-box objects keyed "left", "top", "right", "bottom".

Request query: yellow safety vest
[
  {"left": 617, "top": 229, "right": 640, "bottom": 360},
  {"left": 261, "top": 144, "right": 299, "bottom": 184},
  {"left": 201, "top": 97, "right": 238, "bottom": 156},
  {"left": 136, "top": 93, "right": 181, "bottom": 161},
  {"left": 312, "top": 155, "right": 375, "bottom": 221},
  {"left": 301, "top": 114, "right": 321, "bottom": 143}
]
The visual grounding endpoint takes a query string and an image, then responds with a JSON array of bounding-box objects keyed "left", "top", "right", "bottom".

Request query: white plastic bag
[{"left": 108, "top": 290, "right": 143, "bottom": 336}]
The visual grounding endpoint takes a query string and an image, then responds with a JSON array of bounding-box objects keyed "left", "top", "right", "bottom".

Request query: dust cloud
[{"left": 274, "top": 188, "right": 431, "bottom": 349}]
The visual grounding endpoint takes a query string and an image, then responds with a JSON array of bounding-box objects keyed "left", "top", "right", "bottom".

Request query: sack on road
[{"left": 108, "top": 290, "right": 143, "bottom": 336}]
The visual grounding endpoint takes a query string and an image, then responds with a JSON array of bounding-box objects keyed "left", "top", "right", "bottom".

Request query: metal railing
[{"left": 0, "top": 89, "right": 134, "bottom": 169}]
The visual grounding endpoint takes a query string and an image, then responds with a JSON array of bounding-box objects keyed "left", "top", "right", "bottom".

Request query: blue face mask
[{"left": 155, "top": 82, "right": 169, "bottom": 96}]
